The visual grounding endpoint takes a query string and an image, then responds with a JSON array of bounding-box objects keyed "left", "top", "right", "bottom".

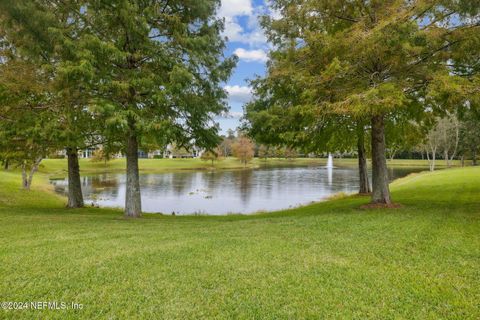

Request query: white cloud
[
  {"left": 219, "top": 111, "right": 244, "bottom": 119},
  {"left": 222, "top": 17, "right": 246, "bottom": 42},
  {"left": 229, "top": 111, "right": 244, "bottom": 118},
  {"left": 234, "top": 48, "right": 268, "bottom": 62},
  {"left": 218, "top": 0, "right": 252, "bottom": 18},
  {"left": 224, "top": 85, "right": 253, "bottom": 103},
  {"left": 218, "top": 0, "right": 267, "bottom": 47},
  {"left": 265, "top": 0, "right": 283, "bottom": 20}
]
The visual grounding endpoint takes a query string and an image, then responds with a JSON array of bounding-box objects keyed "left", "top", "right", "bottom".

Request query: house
[{"left": 162, "top": 145, "right": 204, "bottom": 159}]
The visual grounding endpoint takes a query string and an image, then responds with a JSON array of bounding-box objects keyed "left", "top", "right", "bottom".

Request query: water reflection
[
  {"left": 51, "top": 166, "right": 423, "bottom": 215},
  {"left": 327, "top": 166, "right": 333, "bottom": 185}
]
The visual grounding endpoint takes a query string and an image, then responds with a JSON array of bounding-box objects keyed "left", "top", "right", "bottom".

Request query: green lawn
[
  {"left": 0, "top": 167, "right": 479, "bottom": 319},
  {"left": 40, "top": 157, "right": 327, "bottom": 178},
  {"left": 39, "top": 157, "right": 462, "bottom": 178}
]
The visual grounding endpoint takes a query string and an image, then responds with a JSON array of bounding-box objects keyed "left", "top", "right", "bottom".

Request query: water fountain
[
  {"left": 326, "top": 153, "right": 333, "bottom": 169},
  {"left": 326, "top": 153, "right": 333, "bottom": 185}
]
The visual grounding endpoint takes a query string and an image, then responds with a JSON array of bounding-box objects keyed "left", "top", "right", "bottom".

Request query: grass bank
[
  {"left": 39, "top": 157, "right": 462, "bottom": 178},
  {"left": 0, "top": 167, "right": 479, "bottom": 319}
]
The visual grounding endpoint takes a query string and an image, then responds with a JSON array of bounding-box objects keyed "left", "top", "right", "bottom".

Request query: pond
[{"left": 51, "top": 166, "right": 425, "bottom": 215}]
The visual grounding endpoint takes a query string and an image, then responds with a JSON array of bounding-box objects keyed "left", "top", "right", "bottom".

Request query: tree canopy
[{"left": 245, "top": 0, "right": 480, "bottom": 204}]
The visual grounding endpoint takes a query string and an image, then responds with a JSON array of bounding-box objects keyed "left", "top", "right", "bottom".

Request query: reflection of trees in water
[
  {"left": 49, "top": 167, "right": 427, "bottom": 213},
  {"left": 50, "top": 180, "right": 68, "bottom": 195},
  {"left": 170, "top": 172, "right": 195, "bottom": 196},
  {"left": 388, "top": 167, "right": 399, "bottom": 181},
  {"left": 82, "top": 175, "right": 120, "bottom": 198},
  {"left": 91, "top": 175, "right": 119, "bottom": 188},
  {"left": 386, "top": 167, "right": 425, "bottom": 181},
  {"left": 205, "top": 171, "right": 219, "bottom": 194},
  {"left": 260, "top": 169, "right": 274, "bottom": 198},
  {"left": 235, "top": 169, "right": 253, "bottom": 205},
  {"left": 139, "top": 173, "right": 191, "bottom": 196}
]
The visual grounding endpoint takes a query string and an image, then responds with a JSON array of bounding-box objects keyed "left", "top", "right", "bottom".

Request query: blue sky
[{"left": 215, "top": 0, "right": 277, "bottom": 134}]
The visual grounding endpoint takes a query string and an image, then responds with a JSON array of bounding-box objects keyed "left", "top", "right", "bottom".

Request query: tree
[
  {"left": 220, "top": 133, "right": 235, "bottom": 157},
  {"left": 458, "top": 111, "right": 480, "bottom": 166},
  {"left": 252, "top": 0, "right": 479, "bottom": 205},
  {"left": 232, "top": 136, "right": 255, "bottom": 167},
  {"left": 0, "top": 58, "right": 54, "bottom": 190},
  {"left": 438, "top": 114, "right": 461, "bottom": 167},
  {"left": 90, "top": 148, "right": 110, "bottom": 163},
  {"left": 257, "top": 145, "right": 270, "bottom": 162},
  {"left": 58, "top": 0, "right": 236, "bottom": 217},
  {"left": 356, "top": 121, "right": 370, "bottom": 194},
  {"left": 386, "top": 116, "right": 424, "bottom": 162},
  {"left": 244, "top": 84, "right": 372, "bottom": 194},
  {"left": 201, "top": 147, "right": 223, "bottom": 167},
  {"left": 283, "top": 147, "right": 297, "bottom": 161},
  {"left": 0, "top": 1, "right": 104, "bottom": 208},
  {"left": 422, "top": 122, "right": 442, "bottom": 172}
]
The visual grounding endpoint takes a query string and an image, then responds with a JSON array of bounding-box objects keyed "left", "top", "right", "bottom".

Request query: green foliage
[
  {"left": 232, "top": 136, "right": 255, "bottom": 166},
  {"left": 246, "top": 0, "right": 480, "bottom": 156},
  {"left": 90, "top": 148, "right": 110, "bottom": 163},
  {"left": 62, "top": 0, "right": 237, "bottom": 151},
  {"left": 0, "top": 59, "right": 54, "bottom": 169},
  {"left": 201, "top": 147, "right": 223, "bottom": 167},
  {"left": 458, "top": 109, "right": 480, "bottom": 163},
  {"left": 0, "top": 1, "right": 105, "bottom": 154}
]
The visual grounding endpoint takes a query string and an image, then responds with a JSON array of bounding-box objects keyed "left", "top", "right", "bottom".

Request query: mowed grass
[
  {"left": 0, "top": 167, "right": 479, "bottom": 319},
  {"left": 40, "top": 157, "right": 328, "bottom": 177},
  {"left": 39, "top": 157, "right": 463, "bottom": 177}
]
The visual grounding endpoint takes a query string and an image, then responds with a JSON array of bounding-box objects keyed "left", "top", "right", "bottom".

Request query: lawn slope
[{"left": 0, "top": 167, "right": 479, "bottom": 319}]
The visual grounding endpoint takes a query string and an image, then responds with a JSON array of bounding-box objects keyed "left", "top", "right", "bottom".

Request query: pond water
[{"left": 51, "top": 166, "right": 424, "bottom": 215}]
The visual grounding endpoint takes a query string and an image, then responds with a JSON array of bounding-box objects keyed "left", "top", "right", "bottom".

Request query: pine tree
[{"left": 71, "top": 0, "right": 236, "bottom": 217}]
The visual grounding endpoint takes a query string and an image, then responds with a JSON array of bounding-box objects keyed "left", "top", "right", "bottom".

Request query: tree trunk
[
  {"left": 357, "top": 124, "right": 371, "bottom": 194},
  {"left": 125, "top": 125, "right": 142, "bottom": 217},
  {"left": 66, "top": 147, "right": 84, "bottom": 208},
  {"left": 370, "top": 115, "right": 391, "bottom": 204},
  {"left": 21, "top": 163, "right": 28, "bottom": 189},
  {"left": 431, "top": 150, "right": 436, "bottom": 171},
  {"left": 426, "top": 147, "right": 436, "bottom": 171},
  {"left": 22, "top": 157, "right": 42, "bottom": 190},
  {"left": 389, "top": 148, "right": 396, "bottom": 161},
  {"left": 472, "top": 149, "right": 477, "bottom": 166},
  {"left": 4, "top": 159, "right": 9, "bottom": 170}
]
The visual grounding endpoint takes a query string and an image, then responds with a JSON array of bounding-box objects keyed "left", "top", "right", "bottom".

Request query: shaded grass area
[{"left": 0, "top": 168, "right": 479, "bottom": 319}]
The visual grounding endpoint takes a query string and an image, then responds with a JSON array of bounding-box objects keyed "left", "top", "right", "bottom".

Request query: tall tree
[
  {"left": 458, "top": 110, "right": 480, "bottom": 166},
  {"left": 0, "top": 57, "right": 55, "bottom": 190},
  {"left": 0, "top": 1, "right": 102, "bottom": 208},
  {"left": 356, "top": 121, "right": 370, "bottom": 194},
  {"left": 252, "top": 0, "right": 479, "bottom": 205},
  {"left": 232, "top": 136, "right": 255, "bottom": 167},
  {"left": 71, "top": 1, "right": 235, "bottom": 217},
  {"left": 244, "top": 77, "right": 372, "bottom": 194}
]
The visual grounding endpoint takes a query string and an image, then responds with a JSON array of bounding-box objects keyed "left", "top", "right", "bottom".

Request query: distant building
[
  {"left": 53, "top": 144, "right": 204, "bottom": 159},
  {"left": 162, "top": 145, "right": 203, "bottom": 159},
  {"left": 80, "top": 148, "right": 96, "bottom": 159}
]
